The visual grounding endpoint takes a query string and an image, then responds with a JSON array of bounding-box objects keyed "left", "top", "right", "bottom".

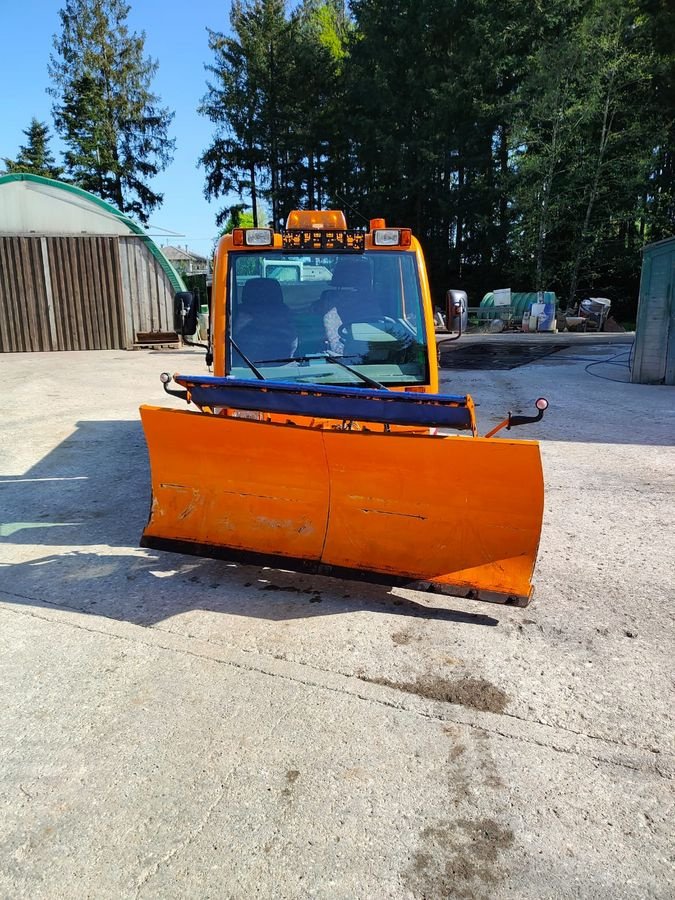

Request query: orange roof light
[
  {"left": 370, "top": 218, "right": 385, "bottom": 230},
  {"left": 286, "top": 210, "right": 347, "bottom": 230}
]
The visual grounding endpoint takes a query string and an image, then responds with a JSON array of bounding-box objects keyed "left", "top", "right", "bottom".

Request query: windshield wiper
[
  {"left": 252, "top": 354, "right": 386, "bottom": 390},
  {"left": 230, "top": 336, "right": 265, "bottom": 380}
]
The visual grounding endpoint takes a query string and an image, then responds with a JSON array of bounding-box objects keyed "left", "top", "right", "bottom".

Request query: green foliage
[
  {"left": 3, "top": 119, "right": 63, "bottom": 179},
  {"left": 200, "top": 0, "right": 675, "bottom": 314},
  {"left": 221, "top": 208, "right": 256, "bottom": 233},
  {"left": 512, "top": 0, "right": 660, "bottom": 306},
  {"left": 211, "top": 205, "right": 258, "bottom": 254},
  {"left": 48, "top": 0, "right": 175, "bottom": 223},
  {"left": 199, "top": 0, "right": 347, "bottom": 226}
]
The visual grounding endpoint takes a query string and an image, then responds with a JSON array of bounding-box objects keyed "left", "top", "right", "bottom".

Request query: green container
[
  {"left": 480, "top": 291, "right": 557, "bottom": 317},
  {"left": 631, "top": 236, "right": 675, "bottom": 385}
]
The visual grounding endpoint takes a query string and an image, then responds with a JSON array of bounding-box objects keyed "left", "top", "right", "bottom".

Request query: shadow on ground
[{"left": 0, "top": 420, "right": 499, "bottom": 629}]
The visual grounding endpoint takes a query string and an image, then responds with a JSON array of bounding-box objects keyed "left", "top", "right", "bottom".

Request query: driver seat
[
  {"left": 320, "top": 258, "right": 381, "bottom": 357},
  {"left": 234, "top": 278, "right": 298, "bottom": 363}
]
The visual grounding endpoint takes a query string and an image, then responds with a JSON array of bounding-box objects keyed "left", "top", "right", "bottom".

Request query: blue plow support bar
[{"left": 173, "top": 376, "right": 474, "bottom": 431}]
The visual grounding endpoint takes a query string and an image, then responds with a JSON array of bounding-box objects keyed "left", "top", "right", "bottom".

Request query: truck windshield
[{"left": 227, "top": 251, "right": 429, "bottom": 386}]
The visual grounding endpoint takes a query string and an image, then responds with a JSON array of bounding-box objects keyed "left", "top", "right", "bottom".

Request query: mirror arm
[
  {"left": 180, "top": 317, "right": 213, "bottom": 367},
  {"left": 175, "top": 291, "right": 212, "bottom": 365},
  {"left": 178, "top": 306, "right": 209, "bottom": 351},
  {"left": 181, "top": 332, "right": 210, "bottom": 353},
  {"left": 445, "top": 307, "right": 462, "bottom": 342}
]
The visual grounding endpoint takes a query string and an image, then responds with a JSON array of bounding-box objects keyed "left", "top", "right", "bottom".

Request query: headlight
[
  {"left": 245, "top": 229, "right": 273, "bottom": 246},
  {"left": 373, "top": 228, "right": 412, "bottom": 247}
]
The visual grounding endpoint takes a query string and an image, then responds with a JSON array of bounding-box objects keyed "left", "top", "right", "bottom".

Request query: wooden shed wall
[
  {"left": 0, "top": 237, "right": 53, "bottom": 351},
  {"left": 631, "top": 239, "right": 675, "bottom": 385},
  {"left": 0, "top": 236, "right": 126, "bottom": 351},
  {"left": 0, "top": 235, "right": 175, "bottom": 352}
]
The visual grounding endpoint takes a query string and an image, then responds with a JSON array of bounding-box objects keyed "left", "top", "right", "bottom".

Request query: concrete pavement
[{"left": 0, "top": 342, "right": 673, "bottom": 898}]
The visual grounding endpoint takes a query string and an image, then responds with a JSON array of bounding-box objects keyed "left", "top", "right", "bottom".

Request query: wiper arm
[
  {"left": 323, "top": 355, "right": 386, "bottom": 389},
  {"left": 251, "top": 354, "right": 386, "bottom": 390},
  {"left": 230, "top": 336, "right": 265, "bottom": 380}
]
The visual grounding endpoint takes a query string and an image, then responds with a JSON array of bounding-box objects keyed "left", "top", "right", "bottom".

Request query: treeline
[
  {"left": 201, "top": 0, "right": 675, "bottom": 315},
  {"left": 4, "top": 0, "right": 672, "bottom": 312}
]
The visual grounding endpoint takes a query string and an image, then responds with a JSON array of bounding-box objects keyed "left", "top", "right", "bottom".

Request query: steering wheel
[
  {"left": 338, "top": 318, "right": 418, "bottom": 351},
  {"left": 337, "top": 316, "right": 401, "bottom": 342}
]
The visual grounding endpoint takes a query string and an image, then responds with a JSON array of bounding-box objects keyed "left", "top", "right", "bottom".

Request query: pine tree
[
  {"left": 512, "top": 0, "right": 659, "bottom": 306},
  {"left": 3, "top": 119, "right": 63, "bottom": 179},
  {"left": 200, "top": 0, "right": 346, "bottom": 227},
  {"left": 200, "top": 0, "right": 295, "bottom": 228},
  {"left": 48, "top": 0, "right": 175, "bottom": 223}
]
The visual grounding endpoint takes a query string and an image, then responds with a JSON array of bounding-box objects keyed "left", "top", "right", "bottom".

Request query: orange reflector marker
[{"left": 140, "top": 406, "right": 545, "bottom": 605}]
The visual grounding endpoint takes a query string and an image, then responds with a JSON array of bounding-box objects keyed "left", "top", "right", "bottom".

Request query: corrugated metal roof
[{"left": 0, "top": 174, "right": 186, "bottom": 292}]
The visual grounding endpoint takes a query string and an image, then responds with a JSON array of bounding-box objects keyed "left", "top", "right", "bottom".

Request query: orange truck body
[{"left": 140, "top": 211, "right": 545, "bottom": 605}]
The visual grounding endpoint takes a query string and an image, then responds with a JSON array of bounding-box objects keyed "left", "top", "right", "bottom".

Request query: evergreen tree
[
  {"left": 199, "top": 0, "right": 671, "bottom": 315},
  {"left": 200, "top": 0, "right": 288, "bottom": 227},
  {"left": 48, "top": 0, "right": 175, "bottom": 223},
  {"left": 3, "top": 119, "right": 63, "bottom": 179},
  {"left": 512, "top": 0, "right": 661, "bottom": 308},
  {"left": 292, "top": 0, "right": 350, "bottom": 210},
  {"left": 636, "top": 0, "right": 675, "bottom": 244},
  {"left": 343, "top": 0, "right": 539, "bottom": 294},
  {"left": 200, "top": 0, "right": 345, "bottom": 227}
]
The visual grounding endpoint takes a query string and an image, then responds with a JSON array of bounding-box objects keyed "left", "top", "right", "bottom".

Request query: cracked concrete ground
[{"left": 0, "top": 339, "right": 673, "bottom": 899}]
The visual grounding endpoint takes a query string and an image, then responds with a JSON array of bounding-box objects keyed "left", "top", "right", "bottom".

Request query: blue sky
[{"left": 1, "top": 0, "right": 238, "bottom": 257}]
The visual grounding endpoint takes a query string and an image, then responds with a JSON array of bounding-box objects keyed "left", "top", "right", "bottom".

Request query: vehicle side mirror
[
  {"left": 174, "top": 291, "right": 198, "bottom": 336},
  {"left": 445, "top": 289, "right": 467, "bottom": 339}
]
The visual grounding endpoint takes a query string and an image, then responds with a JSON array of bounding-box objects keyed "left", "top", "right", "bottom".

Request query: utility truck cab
[{"left": 212, "top": 210, "right": 439, "bottom": 392}]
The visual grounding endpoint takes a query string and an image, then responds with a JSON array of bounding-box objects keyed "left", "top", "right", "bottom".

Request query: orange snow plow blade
[{"left": 140, "top": 406, "right": 544, "bottom": 605}]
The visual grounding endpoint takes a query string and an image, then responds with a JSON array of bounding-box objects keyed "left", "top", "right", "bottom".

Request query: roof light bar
[{"left": 282, "top": 229, "right": 365, "bottom": 252}]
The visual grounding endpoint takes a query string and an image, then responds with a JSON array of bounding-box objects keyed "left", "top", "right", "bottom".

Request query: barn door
[{"left": 46, "top": 236, "right": 126, "bottom": 350}]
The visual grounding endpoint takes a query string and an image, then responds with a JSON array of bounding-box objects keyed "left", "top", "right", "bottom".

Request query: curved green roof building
[{"left": 0, "top": 174, "right": 186, "bottom": 351}]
